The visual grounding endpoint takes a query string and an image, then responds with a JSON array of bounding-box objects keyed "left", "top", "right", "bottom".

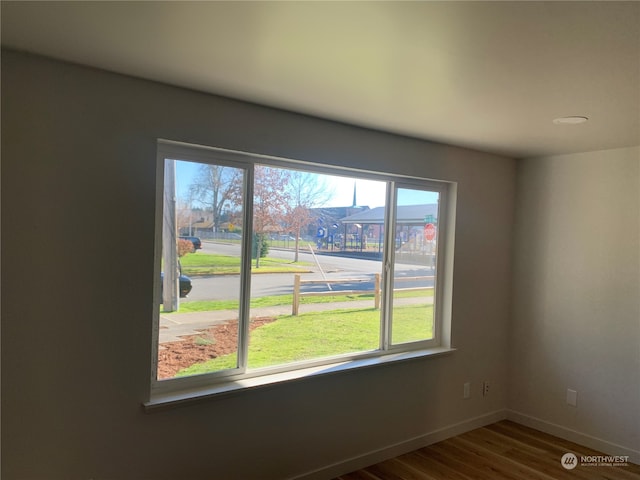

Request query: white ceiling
[{"left": 2, "top": 1, "right": 639, "bottom": 159}]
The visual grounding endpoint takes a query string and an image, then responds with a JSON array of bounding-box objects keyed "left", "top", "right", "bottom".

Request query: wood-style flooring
[{"left": 334, "top": 420, "right": 640, "bottom": 480}]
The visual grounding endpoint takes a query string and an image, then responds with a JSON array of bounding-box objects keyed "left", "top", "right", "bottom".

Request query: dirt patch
[{"left": 157, "top": 317, "right": 275, "bottom": 379}]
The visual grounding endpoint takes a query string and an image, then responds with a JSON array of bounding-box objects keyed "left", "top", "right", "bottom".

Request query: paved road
[{"left": 184, "top": 240, "right": 434, "bottom": 302}]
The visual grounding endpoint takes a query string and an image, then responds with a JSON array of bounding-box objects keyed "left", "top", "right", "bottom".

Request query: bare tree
[
  {"left": 176, "top": 198, "right": 192, "bottom": 236},
  {"left": 284, "top": 171, "right": 334, "bottom": 261},
  {"left": 190, "top": 164, "right": 240, "bottom": 234}
]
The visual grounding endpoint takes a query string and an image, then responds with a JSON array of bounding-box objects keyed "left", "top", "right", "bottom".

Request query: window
[{"left": 150, "top": 141, "right": 453, "bottom": 404}]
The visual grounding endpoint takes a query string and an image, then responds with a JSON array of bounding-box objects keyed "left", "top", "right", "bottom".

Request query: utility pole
[{"left": 162, "top": 159, "right": 179, "bottom": 311}]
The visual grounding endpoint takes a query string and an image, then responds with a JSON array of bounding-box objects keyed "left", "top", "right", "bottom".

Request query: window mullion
[
  {"left": 380, "top": 181, "right": 397, "bottom": 351},
  {"left": 237, "top": 165, "right": 255, "bottom": 372},
  {"left": 432, "top": 187, "right": 446, "bottom": 345}
]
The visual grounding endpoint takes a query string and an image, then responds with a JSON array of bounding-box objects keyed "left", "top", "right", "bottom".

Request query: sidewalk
[{"left": 159, "top": 297, "right": 429, "bottom": 344}]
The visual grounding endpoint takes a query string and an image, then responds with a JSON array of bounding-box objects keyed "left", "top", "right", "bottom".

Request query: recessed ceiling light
[{"left": 553, "top": 116, "right": 589, "bottom": 125}]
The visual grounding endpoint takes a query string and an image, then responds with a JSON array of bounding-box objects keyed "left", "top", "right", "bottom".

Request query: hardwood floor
[{"left": 334, "top": 420, "right": 640, "bottom": 480}]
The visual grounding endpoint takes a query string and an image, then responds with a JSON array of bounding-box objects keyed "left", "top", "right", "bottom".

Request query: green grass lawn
[
  {"left": 177, "top": 304, "right": 433, "bottom": 376},
  {"left": 174, "top": 293, "right": 374, "bottom": 313},
  {"left": 179, "top": 252, "right": 311, "bottom": 275},
  {"left": 167, "top": 288, "right": 434, "bottom": 313}
]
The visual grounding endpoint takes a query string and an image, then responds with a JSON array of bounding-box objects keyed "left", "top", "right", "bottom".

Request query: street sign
[
  {"left": 424, "top": 223, "right": 436, "bottom": 241},
  {"left": 317, "top": 227, "right": 326, "bottom": 238}
]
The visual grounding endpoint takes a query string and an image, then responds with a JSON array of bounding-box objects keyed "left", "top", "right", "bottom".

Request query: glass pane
[
  {"left": 247, "top": 165, "right": 386, "bottom": 369},
  {"left": 157, "top": 159, "right": 245, "bottom": 380},
  {"left": 391, "top": 187, "right": 439, "bottom": 345}
]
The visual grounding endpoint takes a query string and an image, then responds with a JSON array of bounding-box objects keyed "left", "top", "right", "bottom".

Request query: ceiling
[{"left": 2, "top": 1, "right": 639, "bottom": 159}]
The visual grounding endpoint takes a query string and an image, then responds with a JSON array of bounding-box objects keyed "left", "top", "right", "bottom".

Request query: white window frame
[{"left": 147, "top": 140, "right": 455, "bottom": 409}]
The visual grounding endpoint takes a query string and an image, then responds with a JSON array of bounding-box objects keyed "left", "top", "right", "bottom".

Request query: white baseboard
[
  {"left": 290, "top": 409, "right": 507, "bottom": 480},
  {"left": 507, "top": 410, "right": 640, "bottom": 465}
]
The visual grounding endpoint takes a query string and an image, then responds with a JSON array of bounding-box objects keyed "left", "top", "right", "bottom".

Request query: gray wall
[
  {"left": 1, "top": 51, "right": 516, "bottom": 479},
  {"left": 510, "top": 146, "right": 640, "bottom": 457}
]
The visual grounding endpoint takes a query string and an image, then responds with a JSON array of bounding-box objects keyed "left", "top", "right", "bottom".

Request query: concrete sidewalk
[{"left": 159, "top": 297, "right": 430, "bottom": 344}]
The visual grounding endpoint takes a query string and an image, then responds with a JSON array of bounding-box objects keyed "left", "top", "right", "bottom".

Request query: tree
[
  {"left": 284, "top": 171, "right": 333, "bottom": 261},
  {"left": 176, "top": 196, "right": 198, "bottom": 236},
  {"left": 252, "top": 166, "right": 291, "bottom": 267},
  {"left": 190, "top": 164, "right": 240, "bottom": 233}
]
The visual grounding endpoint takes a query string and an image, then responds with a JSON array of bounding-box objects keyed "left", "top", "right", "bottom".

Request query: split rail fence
[{"left": 292, "top": 273, "right": 434, "bottom": 315}]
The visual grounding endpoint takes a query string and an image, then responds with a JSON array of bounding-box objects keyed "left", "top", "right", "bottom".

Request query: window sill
[{"left": 143, "top": 347, "right": 455, "bottom": 412}]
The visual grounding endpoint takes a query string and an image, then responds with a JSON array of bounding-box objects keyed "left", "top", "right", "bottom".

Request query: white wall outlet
[
  {"left": 482, "top": 381, "right": 490, "bottom": 397},
  {"left": 463, "top": 382, "right": 471, "bottom": 399},
  {"left": 567, "top": 389, "right": 577, "bottom": 407}
]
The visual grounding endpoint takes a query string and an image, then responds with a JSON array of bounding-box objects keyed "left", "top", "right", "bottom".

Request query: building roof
[{"left": 340, "top": 204, "right": 438, "bottom": 225}]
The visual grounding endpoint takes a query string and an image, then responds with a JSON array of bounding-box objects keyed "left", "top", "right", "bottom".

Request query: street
[{"left": 183, "top": 240, "right": 434, "bottom": 302}]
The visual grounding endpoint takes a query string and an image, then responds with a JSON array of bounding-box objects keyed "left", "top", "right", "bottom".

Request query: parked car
[
  {"left": 270, "top": 234, "right": 296, "bottom": 241},
  {"left": 179, "top": 235, "right": 202, "bottom": 251},
  {"left": 160, "top": 272, "right": 193, "bottom": 298}
]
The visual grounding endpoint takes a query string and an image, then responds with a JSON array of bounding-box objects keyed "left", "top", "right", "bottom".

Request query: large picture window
[{"left": 150, "top": 141, "right": 452, "bottom": 403}]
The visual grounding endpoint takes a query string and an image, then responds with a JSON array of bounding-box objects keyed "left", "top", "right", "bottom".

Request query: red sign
[{"left": 424, "top": 223, "right": 436, "bottom": 241}]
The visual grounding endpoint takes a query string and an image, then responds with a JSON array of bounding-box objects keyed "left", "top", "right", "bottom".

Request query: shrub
[
  {"left": 178, "top": 239, "right": 194, "bottom": 257},
  {"left": 252, "top": 233, "right": 269, "bottom": 258}
]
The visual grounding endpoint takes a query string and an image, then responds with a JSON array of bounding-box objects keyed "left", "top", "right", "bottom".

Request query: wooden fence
[{"left": 292, "top": 273, "right": 434, "bottom": 315}]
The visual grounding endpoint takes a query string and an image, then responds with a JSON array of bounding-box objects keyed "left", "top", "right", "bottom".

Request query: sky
[{"left": 173, "top": 160, "right": 437, "bottom": 209}]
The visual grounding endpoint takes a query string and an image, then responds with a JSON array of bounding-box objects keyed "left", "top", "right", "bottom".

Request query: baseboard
[
  {"left": 507, "top": 410, "right": 640, "bottom": 465},
  {"left": 290, "top": 409, "right": 508, "bottom": 480}
]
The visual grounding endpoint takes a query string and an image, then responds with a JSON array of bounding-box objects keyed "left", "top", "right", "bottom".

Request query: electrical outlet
[
  {"left": 567, "top": 389, "right": 577, "bottom": 407},
  {"left": 482, "top": 381, "right": 490, "bottom": 397},
  {"left": 463, "top": 382, "right": 471, "bottom": 399}
]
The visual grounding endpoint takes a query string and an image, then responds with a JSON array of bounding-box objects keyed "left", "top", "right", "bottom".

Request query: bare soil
[{"left": 157, "top": 317, "right": 275, "bottom": 379}]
